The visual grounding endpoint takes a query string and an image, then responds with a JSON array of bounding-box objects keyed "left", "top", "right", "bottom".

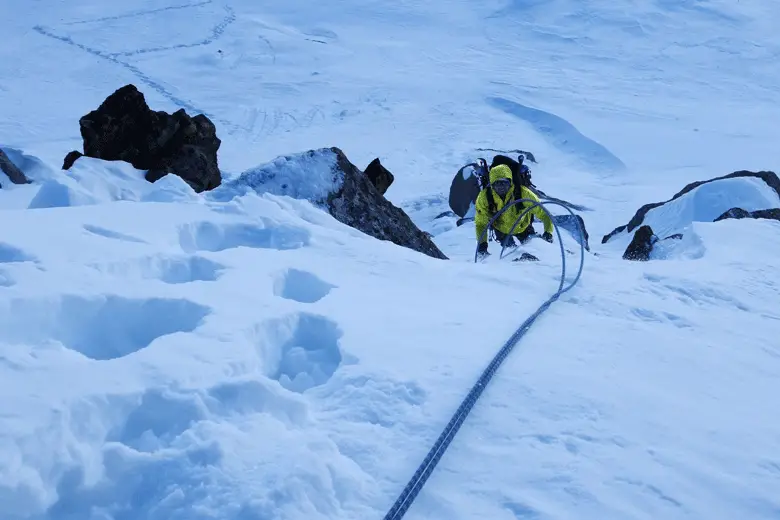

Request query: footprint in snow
[
  {"left": 0, "top": 242, "right": 38, "bottom": 263},
  {"left": 178, "top": 220, "right": 310, "bottom": 253},
  {"left": 92, "top": 254, "right": 227, "bottom": 284},
  {"left": 273, "top": 268, "right": 335, "bottom": 303},
  {"left": 257, "top": 313, "right": 344, "bottom": 393},
  {"left": 0, "top": 294, "right": 210, "bottom": 360}
]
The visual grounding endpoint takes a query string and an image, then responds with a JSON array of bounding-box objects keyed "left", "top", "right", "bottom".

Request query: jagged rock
[
  {"left": 714, "top": 207, "right": 780, "bottom": 223},
  {"left": 62, "top": 151, "right": 83, "bottom": 170},
  {"left": 603, "top": 170, "right": 780, "bottom": 243},
  {"left": 513, "top": 252, "right": 539, "bottom": 262},
  {"left": 623, "top": 225, "right": 656, "bottom": 261},
  {"left": 621, "top": 226, "right": 683, "bottom": 261},
  {"left": 63, "top": 84, "right": 221, "bottom": 192},
  {"left": 363, "top": 158, "right": 394, "bottom": 195},
  {"left": 0, "top": 149, "right": 31, "bottom": 186},
  {"left": 226, "top": 147, "right": 448, "bottom": 260}
]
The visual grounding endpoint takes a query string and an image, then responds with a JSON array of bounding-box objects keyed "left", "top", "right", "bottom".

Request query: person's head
[{"left": 488, "top": 164, "right": 513, "bottom": 198}]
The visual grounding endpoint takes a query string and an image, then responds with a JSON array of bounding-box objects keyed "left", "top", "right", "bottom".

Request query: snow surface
[
  {"left": 2, "top": 0, "right": 780, "bottom": 519},
  {"left": 218, "top": 148, "right": 346, "bottom": 204}
]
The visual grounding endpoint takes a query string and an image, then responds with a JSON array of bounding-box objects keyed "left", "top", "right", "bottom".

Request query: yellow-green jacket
[{"left": 475, "top": 164, "right": 554, "bottom": 244}]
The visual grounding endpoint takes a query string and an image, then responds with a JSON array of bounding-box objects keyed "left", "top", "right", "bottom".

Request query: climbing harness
[{"left": 383, "top": 199, "right": 585, "bottom": 520}]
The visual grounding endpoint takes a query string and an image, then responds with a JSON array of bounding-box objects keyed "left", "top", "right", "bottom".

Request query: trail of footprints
[
  {"left": 26, "top": 219, "right": 349, "bottom": 515},
  {"left": 1, "top": 221, "right": 341, "bottom": 382}
]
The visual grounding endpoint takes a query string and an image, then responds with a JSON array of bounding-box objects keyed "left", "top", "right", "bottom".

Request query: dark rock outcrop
[
  {"left": 623, "top": 225, "right": 656, "bottom": 261},
  {"left": 328, "top": 149, "right": 447, "bottom": 259},
  {"left": 622, "top": 226, "right": 684, "bottom": 261},
  {"left": 714, "top": 207, "right": 780, "bottom": 223},
  {"left": 513, "top": 252, "right": 539, "bottom": 262},
  {"left": 603, "top": 170, "right": 780, "bottom": 244},
  {"left": 62, "top": 151, "right": 83, "bottom": 170},
  {"left": 227, "top": 147, "right": 447, "bottom": 260},
  {"left": 363, "top": 158, "right": 394, "bottom": 195},
  {"left": 0, "top": 149, "right": 31, "bottom": 186},
  {"left": 63, "top": 84, "right": 222, "bottom": 192}
]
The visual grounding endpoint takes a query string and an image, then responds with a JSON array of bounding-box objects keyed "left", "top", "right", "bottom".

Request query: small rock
[
  {"left": 513, "top": 252, "right": 539, "bottom": 262},
  {"left": 623, "top": 225, "right": 656, "bottom": 261},
  {"left": 0, "top": 149, "right": 31, "bottom": 185},
  {"left": 715, "top": 207, "right": 780, "bottom": 223},
  {"left": 62, "top": 150, "right": 83, "bottom": 170},
  {"left": 363, "top": 158, "right": 394, "bottom": 195}
]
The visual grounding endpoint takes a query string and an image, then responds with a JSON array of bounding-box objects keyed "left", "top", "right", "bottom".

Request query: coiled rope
[{"left": 383, "top": 199, "right": 585, "bottom": 520}]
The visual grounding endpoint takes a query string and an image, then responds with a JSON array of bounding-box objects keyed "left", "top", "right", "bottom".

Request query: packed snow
[{"left": 2, "top": 0, "right": 780, "bottom": 519}]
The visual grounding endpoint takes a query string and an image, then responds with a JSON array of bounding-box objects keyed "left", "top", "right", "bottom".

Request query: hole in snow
[
  {"left": 179, "top": 221, "right": 310, "bottom": 253},
  {"left": 107, "top": 388, "right": 209, "bottom": 453},
  {"left": 94, "top": 255, "right": 226, "bottom": 284},
  {"left": 0, "top": 295, "right": 210, "bottom": 360},
  {"left": 260, "top": 313, "right": 343, "bottom": 393},
  {"left": 273, "top": 268, "right": 335, "bottom": 303},
  {"left": 0, "top": 242, "right": 37, "bottom": 263}
]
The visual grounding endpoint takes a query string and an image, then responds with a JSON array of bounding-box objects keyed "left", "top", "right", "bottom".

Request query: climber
[{"left": 475, "top": 158, "right": 554, "bottom": 260}]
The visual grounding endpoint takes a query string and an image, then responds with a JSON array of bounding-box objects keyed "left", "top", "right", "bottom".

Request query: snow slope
[{"left": 2, "top": 0, "right": 780, "bottom": 519}]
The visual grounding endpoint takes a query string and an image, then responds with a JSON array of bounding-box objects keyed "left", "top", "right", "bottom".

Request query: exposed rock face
[
  {"left": 622, "top": 226, "right": 686, "bottom": 261},
  {"left": 0, "top": 149, "right": 31, "bottom": 186},
  {"left": 62, "top": 151, "right": 83, "bottom": 171},
  {"left": 714, "top": 207, "right": 780, "bottom": 223},
  {"left": 63, "top": 84, "right": 222, "bottom": 192},
  {"left": 227, "top": 147, "right": 448, "bottom": 260},
  {"left": 623, "top": 225, "right": 656, "bottom": 261},
  {"left": 363, "top": 158, "right": 394, "bottom": 195},
  {"left": 328, "top": 149, "right": 447, "bottom": 259},
  {"left": 603, "top": 170, "right": 780, "bottom": 244}
]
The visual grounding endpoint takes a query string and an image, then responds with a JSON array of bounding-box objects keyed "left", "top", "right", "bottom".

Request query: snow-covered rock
[
  {"left": 603, "top": 170, "right": 780, "bottom": 244},
  {"left": 0, "top": 148, "right": 30, "bottom": 186},
  {"left": 218, "top": 147, "right": 447, "bottom": 259}
]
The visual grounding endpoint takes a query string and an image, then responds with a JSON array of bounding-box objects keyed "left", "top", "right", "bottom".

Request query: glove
[
  {"left": 542, "top": 232, "right": 553, "bottom": 243},
  {"left": 477, "top": 241, "right": 490, "bottom": 259}
]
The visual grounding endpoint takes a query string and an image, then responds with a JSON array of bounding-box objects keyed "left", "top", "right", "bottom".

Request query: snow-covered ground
[{"left": 2, "top": 1, "right": 780, "bottom": 519}]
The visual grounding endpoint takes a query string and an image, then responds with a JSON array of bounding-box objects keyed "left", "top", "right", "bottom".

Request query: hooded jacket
[{"left": 475, "top": 164, "right": 554, "bottom": 244}]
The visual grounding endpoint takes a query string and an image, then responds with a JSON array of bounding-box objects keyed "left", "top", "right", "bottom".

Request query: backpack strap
[{"left": 485, "top": 186, "right": 497, "bottom": 214}]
